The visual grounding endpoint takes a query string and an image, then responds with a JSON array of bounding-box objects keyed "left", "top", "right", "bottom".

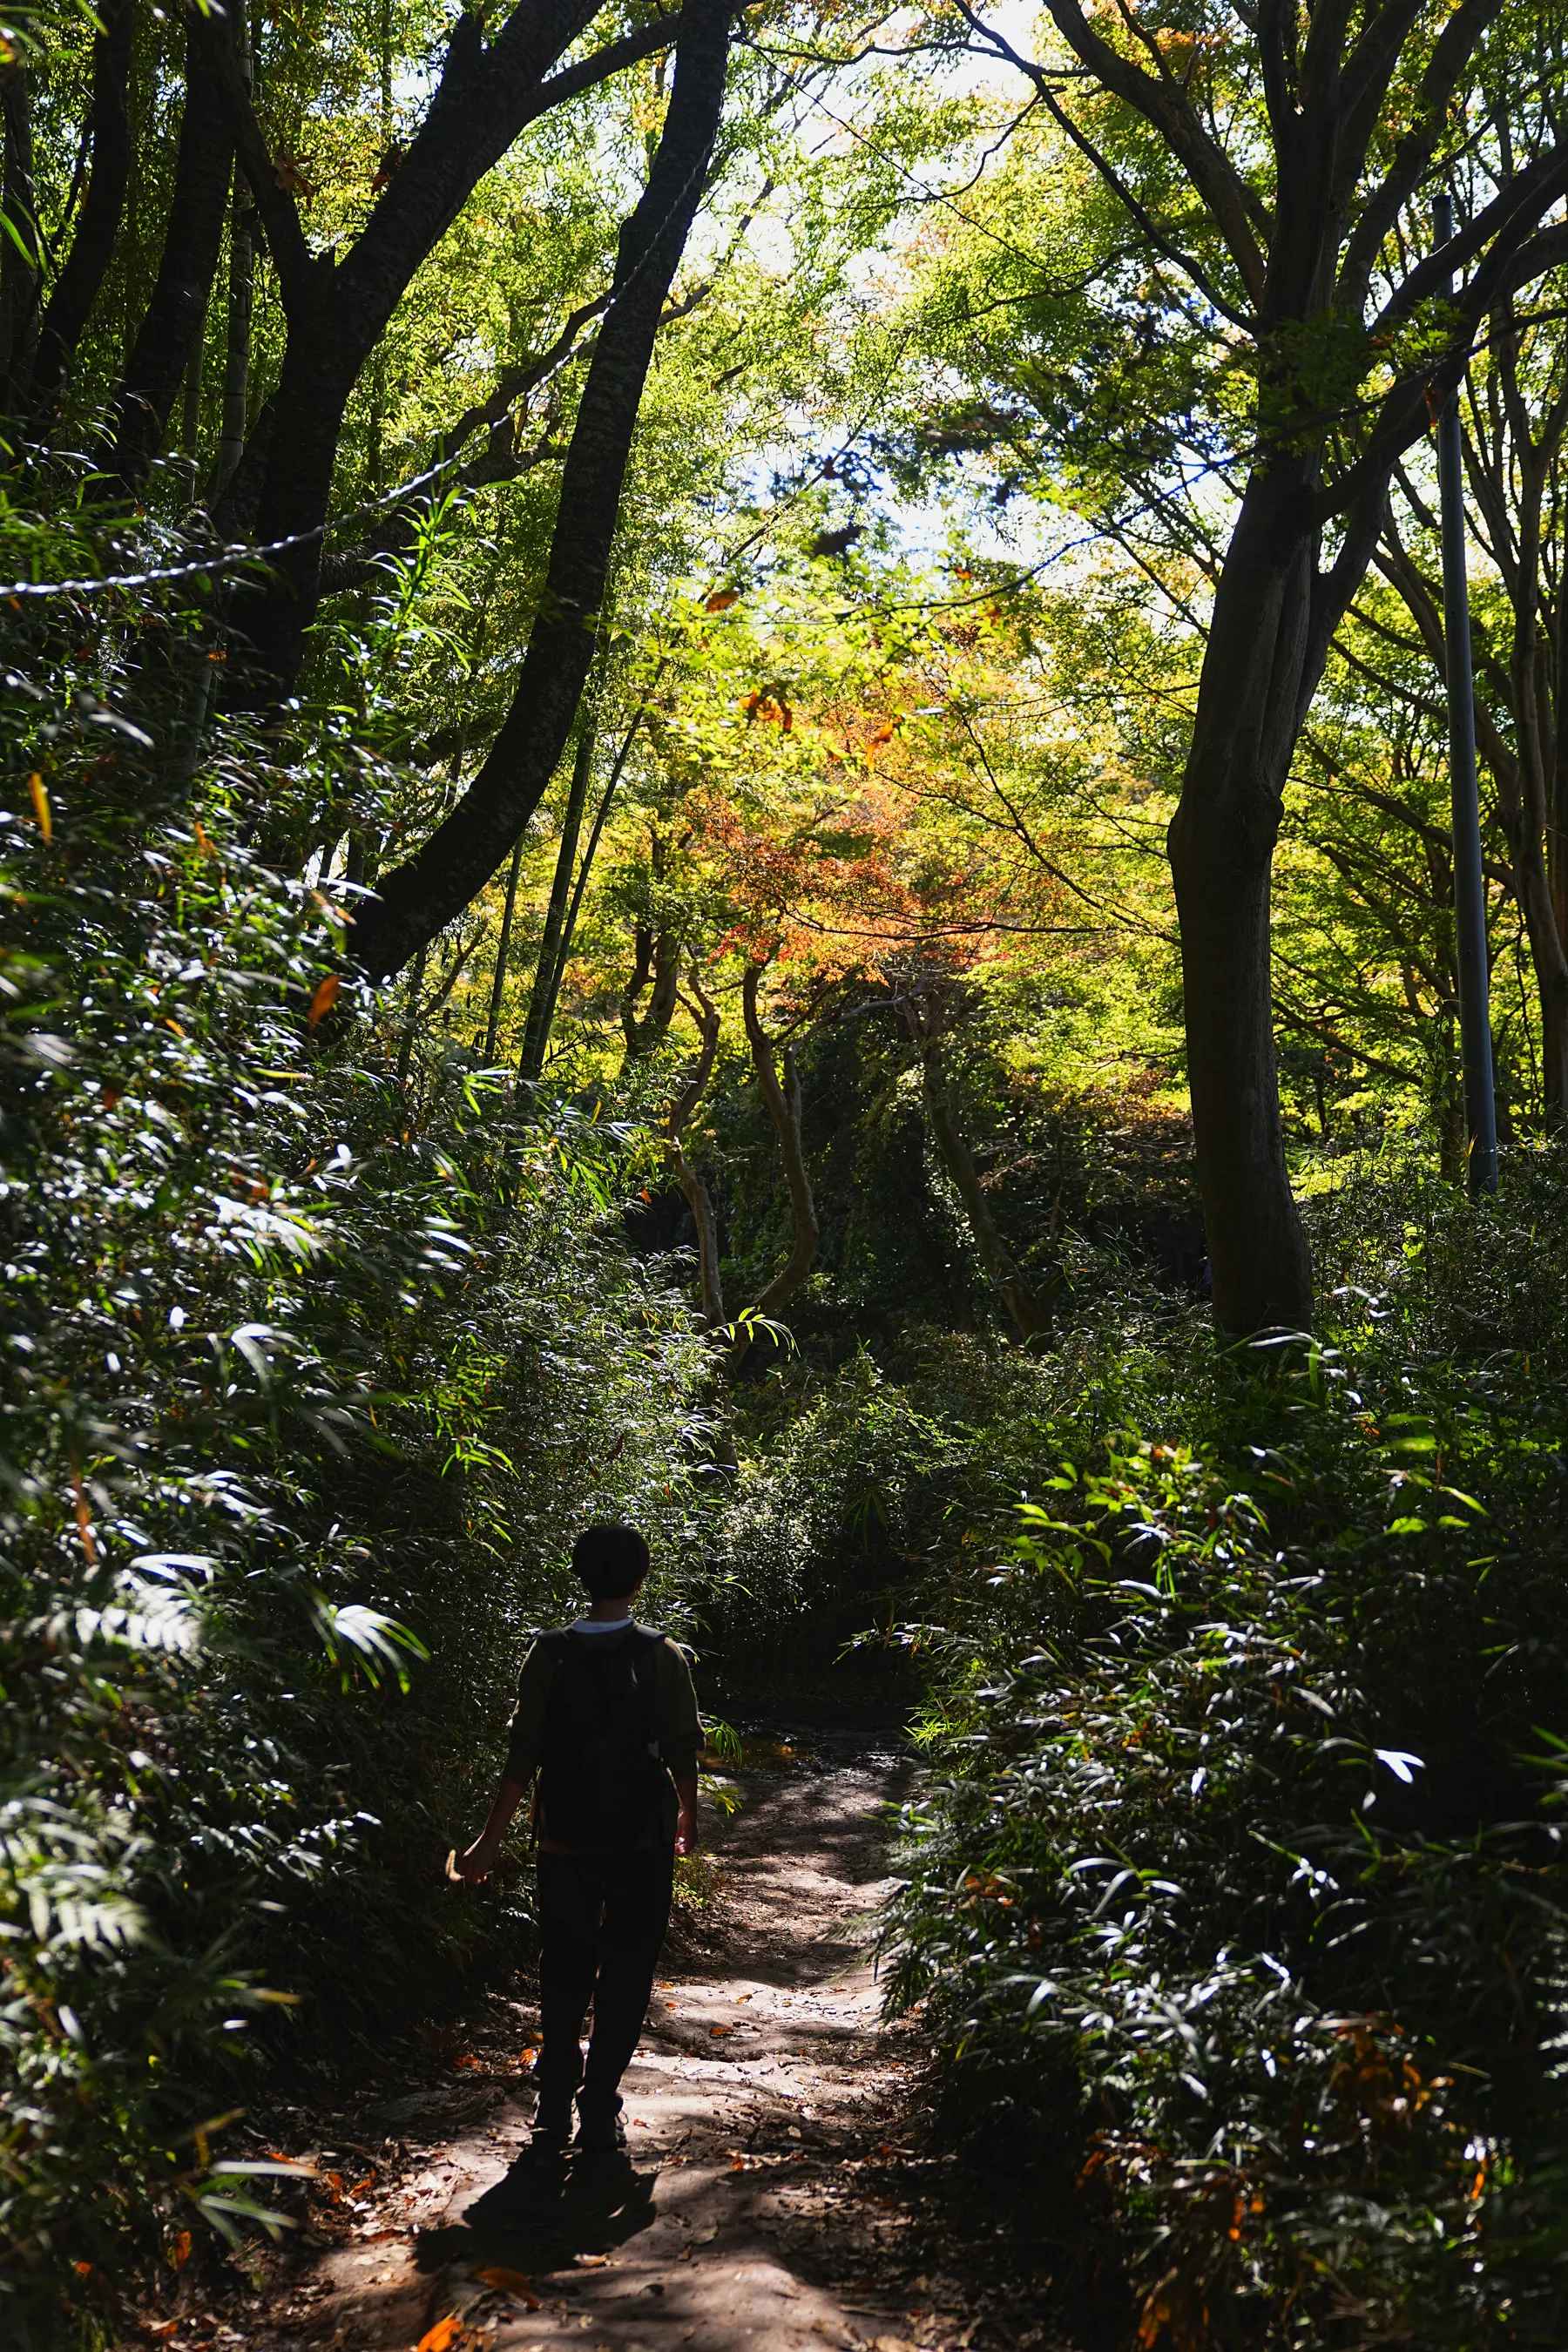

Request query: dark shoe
[
  {"left": 533, "top": 2092, "right": 574, "bottom": 2145},
  {"left": 574, "top": 2101, "right": 626, "bottom": 2154}
]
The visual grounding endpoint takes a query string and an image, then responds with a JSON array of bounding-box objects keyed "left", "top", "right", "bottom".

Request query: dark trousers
[{"left": 536, "top": 1842, "right": 674, "bottom": 2115}]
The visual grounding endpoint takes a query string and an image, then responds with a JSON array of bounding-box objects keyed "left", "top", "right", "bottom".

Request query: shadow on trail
[{"left": 414, "top": 2146, "right": 658, "bottom": 2276}]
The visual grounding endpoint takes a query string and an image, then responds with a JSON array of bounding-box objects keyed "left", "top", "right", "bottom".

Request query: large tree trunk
[
  {"left": 1167, "top": 463, "right": 1318, "bottom": 1338},
  {"left": 350, "top": 0, "right": 731, "bottom": 981},
  {"left": 27, "top": 0, "right": 134, "bottom": 414},
  {"left": 109, "top": 19, "right": 233, "bottom": 488}
]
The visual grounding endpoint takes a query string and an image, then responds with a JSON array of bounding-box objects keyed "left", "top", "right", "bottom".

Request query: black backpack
[{"left": 537, "top": 1626, "right": 666, "bottom": 1850}]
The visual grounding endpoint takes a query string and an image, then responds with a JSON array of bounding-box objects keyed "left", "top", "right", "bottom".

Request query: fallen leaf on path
[
  {"left": 475, "top": 2266, "right": 541, "bottom": 2308},
  {"left": 142, "top": 2327, "right": 180, "bottom": 2342},
  {"left": 416, "top": 2319, "right": 462, "bottom": 2352},
  {"left": 710, "top": 2024, "right": 732, "bottom": 2038}
]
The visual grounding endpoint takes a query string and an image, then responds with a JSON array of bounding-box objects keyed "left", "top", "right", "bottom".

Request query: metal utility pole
[{"left": 1433, "top": 192, "right": 1497, "bottom": 1197}]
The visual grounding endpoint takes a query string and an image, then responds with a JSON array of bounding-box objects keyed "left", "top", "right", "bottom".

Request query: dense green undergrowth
[
  {"left": 0, "top": 578, "right": 721, "bottom": 2335},
  {"left": 6, "top": 504, "right": 1567, "bottom": 2352},
  {"left": 879, "top": 1161, "right": 1568, "bottom": 2350}
]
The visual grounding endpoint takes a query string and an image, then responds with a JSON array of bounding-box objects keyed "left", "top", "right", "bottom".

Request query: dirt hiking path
[{"left": 214, "top": 1722, "right": 1041, "bottom": 2352}]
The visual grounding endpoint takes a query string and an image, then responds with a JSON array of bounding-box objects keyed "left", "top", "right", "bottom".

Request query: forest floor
[{"left": 159, "top": 1676, "right": 1064, "bottom": 2352}]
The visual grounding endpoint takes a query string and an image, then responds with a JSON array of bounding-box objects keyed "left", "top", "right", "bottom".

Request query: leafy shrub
[
  {"left": 0, "top": 582, "right": 719, "bottom": 2332},
  {"left": 711, "top": 1276, "right": 1200, "bottom": 1646},
  {"left": 883, "top": 1156, "right": 1568, "bottom": 2349}
]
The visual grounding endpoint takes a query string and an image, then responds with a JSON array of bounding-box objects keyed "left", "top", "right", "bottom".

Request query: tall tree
[
  {"left": 200, "top": 0, "right": 683, "bottom": 689},
  {"left": 24, "top": 0, "right": 134, "bottom": 416},
  {"left": 108, "top": 16, "right": 233, "bottom": 487},
  {"left": 955, "top": 0, "right": 1568, "bottom": 1330},
  {"left": 1369, "top": 285, "right": 1568, "bottom": 1125},
  {"left": 0, "top": 66, "right": 40, "bottom": 405},
  {"left": 350, "top": 0, "right": 733, "bottom": 980}
]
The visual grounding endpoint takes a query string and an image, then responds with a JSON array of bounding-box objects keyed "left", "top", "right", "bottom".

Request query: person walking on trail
[{"left": 456, "top": 1523, "right": 701, "bottom": 2153}]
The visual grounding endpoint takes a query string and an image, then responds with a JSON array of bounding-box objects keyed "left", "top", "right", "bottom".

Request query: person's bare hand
[
  {"left": 456, "top": 1835, "right": 500, "bottom": 1883},
  {"left": 676, "top": 1808, "right": 698, "bottom": 1859}
]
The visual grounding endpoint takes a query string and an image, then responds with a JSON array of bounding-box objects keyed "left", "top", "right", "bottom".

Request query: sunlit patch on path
[{"left": 228, "top": 1740, "right": 1017, "bottom": 2352}]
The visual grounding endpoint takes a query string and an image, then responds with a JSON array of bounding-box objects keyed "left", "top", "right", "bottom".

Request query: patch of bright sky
[{"left": 710, "top": 3, "right": 1100, "bottom": 591}]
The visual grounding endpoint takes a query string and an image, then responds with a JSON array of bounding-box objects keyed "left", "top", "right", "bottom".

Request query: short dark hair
[{"left": 572, "top": 1522, "right": 650, "bottom": 1598}]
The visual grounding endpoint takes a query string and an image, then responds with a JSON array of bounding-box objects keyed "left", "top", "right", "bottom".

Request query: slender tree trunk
[
  {"left": 349, "top": 0, "right": 732, "bottom": 979},
  {"left": 622, "top": 922, "right": 682, "bottom": 1059},
  {"left": 0, "top": 71, "right": 39, "bottom": 405},
  {"left": 213, "top": 200, "right": 253, "bottom": 501},
  {"left": 109, "top": 20, "right": 234, "bottom": 487},
  {"left": 518, "top": 720, "right": 596, "bottom": 1085},
  {"left": 665, "top": 977, "right": 725, "bottom": 1328},
  {"left": 1389, "top": 449, "right": 1568, "bottom": 1128},
  {"left": 180, "top": 293, "right": 208, "bottom": 464},
  {"left": 527, "top": 696, "right": 645, "bottom": 1064},
  {"left": 28, "top": 0, "right": 134, "bottom": 413},
  {"left": 1553, "top": 610, "right": 1568, "bottom": 965},
  {"left": 1502, "top": 462, "right": 1568, "bottom": 1128},
  {"left": 1379, "top": 490, "right": 1566, "bottom": 1131},
  {"left": 212, "top": 0, "right": 254, "bottom": 502},
  {"left": 736, "top": 963, "right": 819, "bottom": 1353},
  {"left": 918, "top": 1047, "right": 1057, "bottom": 1342},
  {"left": 677, "top": 1154, "right": 726, "bottom": 1329},
  {"left": 1167, "top": 463, "right": 1318, "bottom": 1337},
  {"left": 484, "top": 836, "right": 526, "bottom": 1067},
  {"left": 396, "top": 943, "right": 428, "bottom": 1089},
  {"left": 1503, "top": 722, "right": 1568, "bottom": 1128}
]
